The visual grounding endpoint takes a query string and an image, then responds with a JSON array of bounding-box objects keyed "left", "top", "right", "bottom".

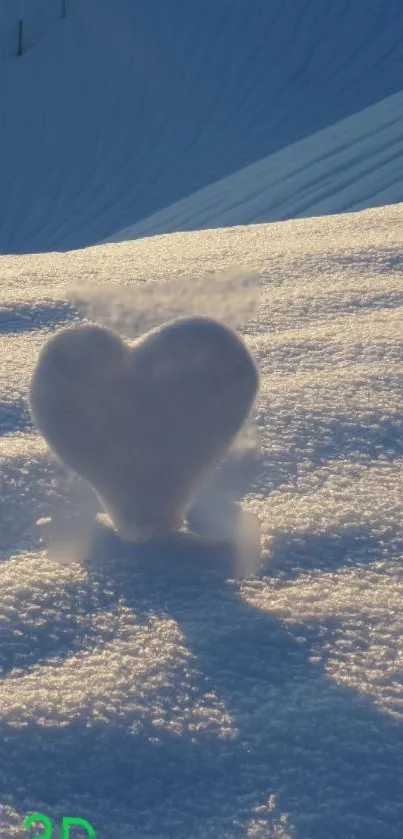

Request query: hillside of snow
[
  {"left": 0, "top": 0, "right": 81, "bottom": 62},
  {"left": 110, "top": 89, "right": 403, "bottom": 241},
  {"left": 1, "top": 0, "right": 403, "bottom": 252},
  {"left": 1, "top": 203, "right": 403, "bottom": 838}
]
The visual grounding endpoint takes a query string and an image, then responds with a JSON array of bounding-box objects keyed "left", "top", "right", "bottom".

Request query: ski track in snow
[
  {"left": 1, "top": 0, "right": 403, "bottom": 252},
  {"left": 0, "top": 204, "right": 403, "bottom": 837}
]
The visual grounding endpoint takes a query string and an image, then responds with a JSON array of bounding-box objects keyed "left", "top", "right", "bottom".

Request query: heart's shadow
[
  {"left": 77, "top": 523, "right": 402, "bottom": 838},
  {"left": 2, "top": 522, "right": 403, "bottom": 839}
]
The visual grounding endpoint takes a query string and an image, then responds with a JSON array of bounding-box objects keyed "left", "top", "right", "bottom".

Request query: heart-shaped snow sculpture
[{"left": 29, "top": 317, "right": 259, "bottom": 541}]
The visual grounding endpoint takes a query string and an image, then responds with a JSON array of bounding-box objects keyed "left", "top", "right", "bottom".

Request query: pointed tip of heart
[{"left": 83, "top": 516, "right": 257, "bottom": 583}]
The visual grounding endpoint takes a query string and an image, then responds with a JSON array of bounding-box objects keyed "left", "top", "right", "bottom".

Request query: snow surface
[
  {"left": 110, "top": 89, "right": 403, "bottom": 243},
  {"left": 1, "top": 0, "right": 403, "bottom": 252},
  {"left": 1, "top": 203, "right": 403, "bottom": 838},
  {"left": 0, "top": 0, "right": 80, "bottom": 62}
]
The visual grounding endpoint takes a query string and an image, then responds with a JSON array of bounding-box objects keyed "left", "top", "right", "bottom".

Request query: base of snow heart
[{"left": 29, "top": 316, "right": 259, "bottom": 542}]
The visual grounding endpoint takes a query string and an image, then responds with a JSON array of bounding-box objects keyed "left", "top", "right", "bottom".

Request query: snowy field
[
  {"left": 1, "top": 0, "right": 403, "bottom": 252},
  {"left": 1, "top": 203, "right": 403, "bottom": 838},
  {"left": 112, "top": 88, "right": 403, "bottom": 243},
  {"left": 0, "top": 0, "right": 80, "bottom": 62},
  {"left": 1, "top": 1, "right": 403, "bottom": 837}
]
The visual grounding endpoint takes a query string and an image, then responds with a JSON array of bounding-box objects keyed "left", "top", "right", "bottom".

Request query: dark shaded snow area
[{"left": 1, "top": 0, "right": 403, "bottom": 252}]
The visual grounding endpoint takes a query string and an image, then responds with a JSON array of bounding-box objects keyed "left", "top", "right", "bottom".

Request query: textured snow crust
[{"left": 0, "top": 204, "right": 403, "bottom": 837}]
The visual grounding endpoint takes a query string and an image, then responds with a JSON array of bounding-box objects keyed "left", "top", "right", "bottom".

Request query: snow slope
[
  {"left": 0, "top": 0, "right": 79, "bottom": 62},
  {"left": 1, "top": 203, "right": 403, "bottom": 838},
  {"left": 110, "top": 89, "right": 403, "bottom": 242},
  {"left": 1, "top": 0, "right": 403, "bottom": 253}
]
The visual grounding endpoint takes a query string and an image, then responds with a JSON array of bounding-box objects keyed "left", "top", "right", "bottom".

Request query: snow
[
  {"left": 110, "top": 89, "right": 403, "bottom": 242},
  {"left": 1, "top": 203, "right": 403, "bottom": 838},
  {"left": 1, "top": 0, "right": 403, "bottom": 252},
  {"left": 1, "top": 0, "right": 403, "bottom": 835},
  {"left": 0, "top": 0, "right": 75, "bottom": 62}
]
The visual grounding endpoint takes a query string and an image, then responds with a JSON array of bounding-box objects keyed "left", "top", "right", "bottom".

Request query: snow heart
[{"left": 29, "top": 317, "right": 259, "bottom": 541}]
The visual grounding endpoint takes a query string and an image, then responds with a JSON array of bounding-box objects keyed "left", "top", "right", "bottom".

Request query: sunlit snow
[
  {"left": 1, "top": 204, "right": 403, "bottom": 838},
  {"left": 1, "top": 0, "right": 403, "bottom": 836}
]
